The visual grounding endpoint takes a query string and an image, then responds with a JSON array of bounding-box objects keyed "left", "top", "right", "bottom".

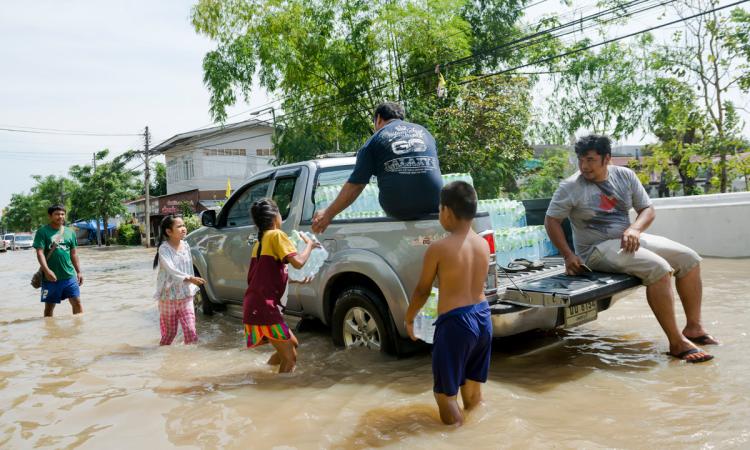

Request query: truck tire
[
  {"left": 193, "top": 269, "right": 215, "bottom": 316},
  {"left": 331, "top": 286, "right": 395, "bottom": 354}
]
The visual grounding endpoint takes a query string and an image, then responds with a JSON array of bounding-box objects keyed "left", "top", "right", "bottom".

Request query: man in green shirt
[{"left": 33, "top": 205, "right": 84, "bottom": 317}]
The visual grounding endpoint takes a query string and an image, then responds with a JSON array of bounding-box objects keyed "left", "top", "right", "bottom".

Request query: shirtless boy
[{"left": 405, "top": 181, "right": 492, "bottom": 426}]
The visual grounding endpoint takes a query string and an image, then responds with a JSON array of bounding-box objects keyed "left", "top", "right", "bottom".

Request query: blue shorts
[
  {"left": 432, "top": 301, "right": 492, "bottom": 396},
  {"left": 41, "top": 278, "right": 80, "bottom": 304}
]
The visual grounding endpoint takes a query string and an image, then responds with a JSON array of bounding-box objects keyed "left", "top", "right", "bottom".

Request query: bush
[
  {"left": 184, "top": 215, "right": 201, "bottom": 234},
  {"left": 116, "top": 223, "right": 142, "bottom": 246}
]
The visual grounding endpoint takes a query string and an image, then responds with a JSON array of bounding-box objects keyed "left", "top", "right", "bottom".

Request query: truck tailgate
[{"left": 497, "top": 258, "right": 642, "bottom": 308}]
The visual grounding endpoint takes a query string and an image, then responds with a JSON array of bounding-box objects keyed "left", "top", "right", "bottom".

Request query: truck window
[
  {"left": 225, "top": 180, "right": 271, "bottom": 227},
  {"left": 272, "top": 177, "right": 297, "bottom": 220}
]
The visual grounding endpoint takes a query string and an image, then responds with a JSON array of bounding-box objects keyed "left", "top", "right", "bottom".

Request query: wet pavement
[{"left": 1, "top": 246, "right": 749, "bottom": 449}]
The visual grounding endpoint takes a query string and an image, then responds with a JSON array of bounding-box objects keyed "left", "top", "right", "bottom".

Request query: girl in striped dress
[
  {"left": 153, "top": 215, "right": 205, "bottom": 345},
  {"left": 244, "top": 199, "right": 319, "bottom": 373}
]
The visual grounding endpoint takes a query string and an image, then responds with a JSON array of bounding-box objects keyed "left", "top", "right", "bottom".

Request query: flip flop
[
  {"left": 685, "top": 334, "right": 720, "bottom": 346},
  {"left": 499, "top": 262, "right": 527, "bottom": 273},
  {"left": 667, "top": 348, "right": 714, "bottom": 363},
  {"left": 511, "top": 258, "right": 545, "bottom": 270}
]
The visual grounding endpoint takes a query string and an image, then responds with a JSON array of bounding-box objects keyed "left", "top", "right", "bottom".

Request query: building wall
[
  {"left": 165, "top": 126, "right": 275, "bottom": 195},
  {"left": 629, "top": 192, "right": 750, "bottom": 257}
]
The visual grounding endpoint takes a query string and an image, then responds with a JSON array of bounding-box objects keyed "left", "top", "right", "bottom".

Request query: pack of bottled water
[
  {"left": 494, "top": 225, "right": 556, "bottom": 267},
  {"left": 442, "top": 173, "right": 474, "bottom": 186},
  {"left": 412, "top": 288, "right": 439, "bottom": 344},
  {"left": 287, "top": 230, "right": 329, "bottom": 281},
  {"left": 477, "top": 198, "right": 527, "bottom": 230}
]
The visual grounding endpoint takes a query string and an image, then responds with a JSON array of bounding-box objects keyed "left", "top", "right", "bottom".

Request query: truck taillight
[{"left": 479, "top": 230, "right": 495, "bottom": 254}]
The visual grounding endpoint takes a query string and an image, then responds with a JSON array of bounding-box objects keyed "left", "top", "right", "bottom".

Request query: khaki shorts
[{"left": 586, "top": 233, "right": 702, "bottom": 286}]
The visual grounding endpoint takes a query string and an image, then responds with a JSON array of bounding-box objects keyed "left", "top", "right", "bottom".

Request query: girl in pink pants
[{"left": 153, "top": 215, "right": 205, "bottom": 345}]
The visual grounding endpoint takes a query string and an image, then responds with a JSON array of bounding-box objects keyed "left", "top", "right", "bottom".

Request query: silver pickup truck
[{"left": 187, "top": 156, "right": 642, "bottom": 355}]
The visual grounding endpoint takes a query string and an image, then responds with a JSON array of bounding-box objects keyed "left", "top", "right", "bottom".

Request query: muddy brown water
[{"left": 0, "top": 247, "right": 748, "bottom": 449}]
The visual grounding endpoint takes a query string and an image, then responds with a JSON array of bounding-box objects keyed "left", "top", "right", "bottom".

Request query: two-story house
[
  {"left": 154, "top": 119, "right": 275, "bottom": 196},
  {"left": 127, "top": 119, "right": 275, "bottom": 243}
]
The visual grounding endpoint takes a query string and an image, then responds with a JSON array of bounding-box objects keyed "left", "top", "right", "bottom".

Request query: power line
[
  {"left": 459, "top": 0, "right": 750, "bottom": 86},
  {"left": 0, "top": 126, "right": 141, "bottom": 137},
  {"left": 193, "top": 0, "right": 558, "bottom": 129},
  {"left": 233, "top": 0, "right": 743, "bottom": 141},
  {"left": 255, "top": 0, "right": 676, "bottom": 127}
]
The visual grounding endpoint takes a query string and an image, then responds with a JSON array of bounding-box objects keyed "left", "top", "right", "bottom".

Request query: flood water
[{"left": 1, "top": 246, "right": 749, "bottom": 449}]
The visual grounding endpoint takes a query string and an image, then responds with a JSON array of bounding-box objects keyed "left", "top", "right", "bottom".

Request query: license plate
[{"left": 564, "top": 301, "right": 598, "bottom": 328}]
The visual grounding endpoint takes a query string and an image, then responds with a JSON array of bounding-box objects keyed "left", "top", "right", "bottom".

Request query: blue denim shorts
[{"left": 41, "top": 277, "right": 80, "bottom": 304}]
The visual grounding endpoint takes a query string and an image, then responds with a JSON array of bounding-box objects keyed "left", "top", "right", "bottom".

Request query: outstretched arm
[
  {"left": 405, "top": 244, "right": 439, "bottom": 340},
  {"left": 311, "top": 183, "right": 366, "bottom": 233}
]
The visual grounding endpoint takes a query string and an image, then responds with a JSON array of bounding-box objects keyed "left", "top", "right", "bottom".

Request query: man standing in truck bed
[
  {"left": 312, "top": 101, "right": 443, "bottom": 233},
  {"left": 545, "top": 135, "right": 718, "bottom": 364}
]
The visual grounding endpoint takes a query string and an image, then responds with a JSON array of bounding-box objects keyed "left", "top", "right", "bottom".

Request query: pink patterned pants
[{"left": 158, "top": 297, "right": 197, "bottom": 345}]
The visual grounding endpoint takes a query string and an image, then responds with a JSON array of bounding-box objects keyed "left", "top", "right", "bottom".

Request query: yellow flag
[
  {"left": 437, "top": 73, "right": 447, "bottom": 98},
  {"left": 225, "top": 177, "right": 232, "bottom": 198}
]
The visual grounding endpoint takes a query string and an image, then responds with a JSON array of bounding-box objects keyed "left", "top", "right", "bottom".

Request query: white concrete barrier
[{"left": 630, "top": 192, "right": 750, "bottom": 257}]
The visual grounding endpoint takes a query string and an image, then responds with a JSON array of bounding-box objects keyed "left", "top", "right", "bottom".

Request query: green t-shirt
[{"left": 33, "top": 224, "right": 78, "bottom": 281}]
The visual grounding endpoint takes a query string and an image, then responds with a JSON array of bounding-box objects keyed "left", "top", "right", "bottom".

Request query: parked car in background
[
  {"left": 3, "top": 234, "right": 15, "bottom": 251},
  {"left": 13, "top": 234, "right": 34, "bottom": 250},
  {"left": 0, "top": 238, "right": 6, "bottom": 252}
]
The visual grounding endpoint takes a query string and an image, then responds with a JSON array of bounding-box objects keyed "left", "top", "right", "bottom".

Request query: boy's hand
[
  {"left": 188, "top": 276, "right": 206, "bottom": 286},
  {"left": 77, "top": 272, "right": 84, "bottom": 286},
  {"left": 44, "top": 269, "right": 57, "bottom": 282},
  {"left": 406, "top": 320, "right": 417, "bottom": 341}
]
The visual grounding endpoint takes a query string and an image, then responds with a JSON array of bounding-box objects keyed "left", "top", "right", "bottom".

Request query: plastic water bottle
[
  {"left": 287, "top": 231, "right": 328, "bottom": 281},
  {"left": 413, "top": 288, "right": 439, "bottom": 343}
]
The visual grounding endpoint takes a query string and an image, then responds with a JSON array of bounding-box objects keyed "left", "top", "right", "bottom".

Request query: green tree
[
  {"left": 1, "top": 175, "right": 80, "bottom": 232},
  {"left": 433, "top": 76, "right": 533, "bottom": 198},
  {"left": 653, "top": 0, "right": 750, "bottom": 192},
  {"left": 518, "top": 148, "right": 575, "bottom": 199},
  {"left": 2, "top": 193, "right": 39, "bottom": 232},
  {"left": 151, "top": 162, "right": 167, "bottom": 197},
  {"left": 639, "top": 77, "right": 707, "bottom": 195},
  {"left": 69, "top": 150, "right": 139, "bottom": 246},
  {"left": 191, "top": 0, "right": 529, "bottom": 163},
  {"left": 544, "top": 38, "right": 652, "bottom": 140}
]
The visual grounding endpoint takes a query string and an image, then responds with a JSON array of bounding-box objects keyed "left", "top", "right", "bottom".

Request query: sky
[
  {"left": 1, "top": 0, "right": 748, "bottom": 211},
  {"left": 0, "top": 1, "right": 270, "bottom": 210}
]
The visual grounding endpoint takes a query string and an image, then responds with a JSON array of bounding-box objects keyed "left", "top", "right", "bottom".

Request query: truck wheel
[
  {"left": 331, "top": 287, "right": 394, "bottom": 354},
  {"left": 193, "top": 269, "right": 215, "bottom": 316}
]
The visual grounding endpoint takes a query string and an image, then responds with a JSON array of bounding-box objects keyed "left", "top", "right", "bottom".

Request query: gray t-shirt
[{"left": 546, "top": 165, "right": 652, "bottom": 261}]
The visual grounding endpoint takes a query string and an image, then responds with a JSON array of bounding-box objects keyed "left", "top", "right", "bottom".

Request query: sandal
[
  {"left": 684, "top": 334, "right": 720, "bottom": 346},
  {"left": 511, "top": 258, "right": 545, "bottom": 270},
  {"left": 667, "top": 348, "right": 714, "bottom": 363},
  {"left": 498, "top": 262, "right": 527, "bottom": 273}
]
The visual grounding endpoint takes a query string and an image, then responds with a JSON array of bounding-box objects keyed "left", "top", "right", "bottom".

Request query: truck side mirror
[{"left": 201, "top": 210, "right": 217, "bottom": 227}]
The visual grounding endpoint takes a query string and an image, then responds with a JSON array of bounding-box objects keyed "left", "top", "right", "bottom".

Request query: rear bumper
[{"left": 490, "top": 287, "right": 640, "bottom": 337}]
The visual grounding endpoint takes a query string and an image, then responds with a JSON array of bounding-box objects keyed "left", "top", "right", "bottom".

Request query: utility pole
[
  {"left": 143, "top": 126, "right": 152, "bottom": 248},
  {"left": 92, "top": 152, "right": 102, "bottom": 247}
]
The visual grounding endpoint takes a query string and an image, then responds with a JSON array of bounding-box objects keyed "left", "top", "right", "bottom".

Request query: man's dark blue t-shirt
[{"left": 348, "top": 119, "right": 442, "bottom": 220}]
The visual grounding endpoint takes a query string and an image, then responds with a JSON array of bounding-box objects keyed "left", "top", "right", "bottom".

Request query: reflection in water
[{"left": 0, "top": 247, "right": 748, "bottom": 448}]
